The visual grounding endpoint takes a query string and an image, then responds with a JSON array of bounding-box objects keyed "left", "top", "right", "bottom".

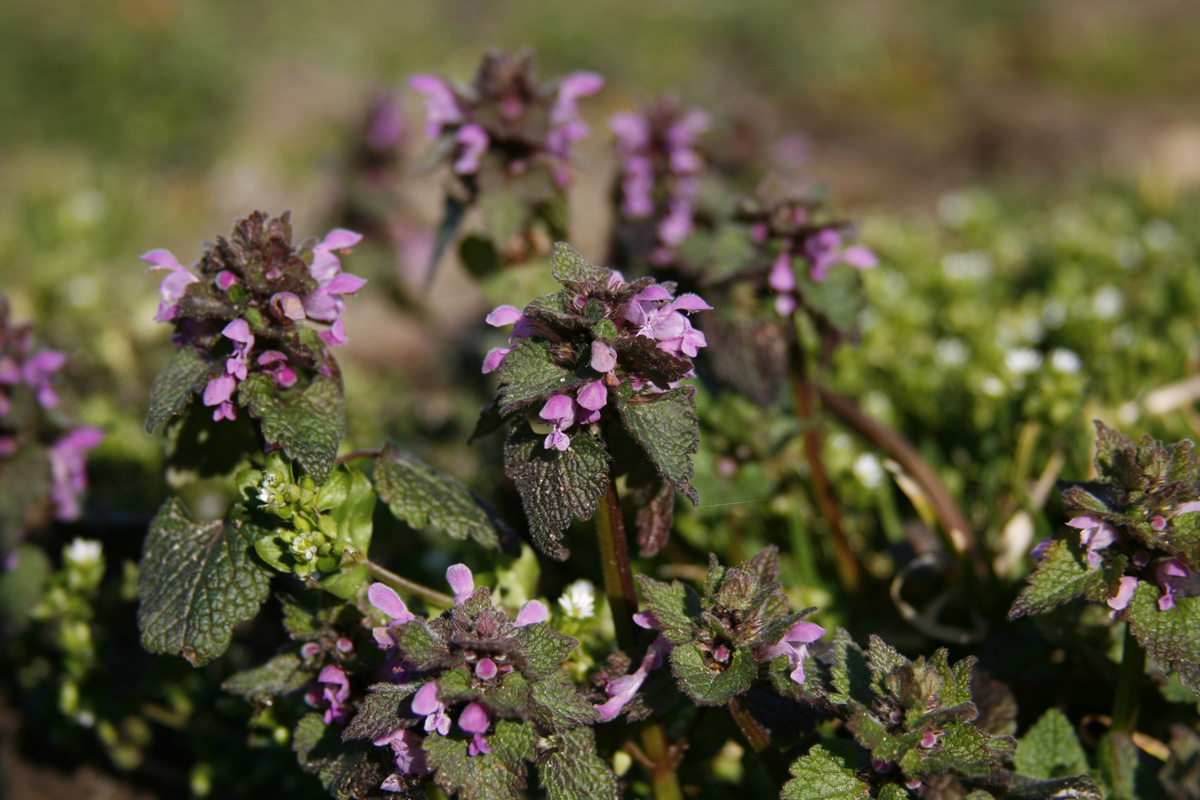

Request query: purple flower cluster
[
  {"left": 1035, "top": 510, "right": 1200, "bottom": 614},
  {"left": 143, "top": 215, "right": 366, "bottom": 422},
  {"left": 0, "top": 300, "right": 104, "bottom": 524},
  {"left": 409, "top": 51, "right": 603, "bottom": 188},
  {"left": 610, "top": 98, "right": 710, "bottom": 263},
  {"left": 483, "top": 278, "right": 710, "bottom": 451},
  {"left": 366, "top": 564, "right": 549, "bottom": 788},
  {"left": 737, "top": 197, "right": 877, "bottom": 316}
]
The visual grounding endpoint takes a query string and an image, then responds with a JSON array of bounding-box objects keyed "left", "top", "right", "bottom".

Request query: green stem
[
  {"left": 640, "top": 718, "right": 684, "bottom": 800},
  {"left": 786, "top": 323, "right": 861, "bottom": 594},
  {"left": 728, "top": 696, "right": 788, "bottom": 786},
  {"left": 595, "top": 478, "right": 638, "bottom": 653},
  {"left": 336, "top": 448, "right": 380, "bottom": 465},
  {"left": 1112, "top": 625, "right": 1145, "bottom": 735},
  {"left": 366, "top": 560, "right": 454, "bottom": 608}
]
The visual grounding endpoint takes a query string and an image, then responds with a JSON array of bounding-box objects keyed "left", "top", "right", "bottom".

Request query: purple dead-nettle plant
[
  {"left": 350, "top": 564, "right": 605, "bottom": 796},
  {"left": 142, "top": 212, "right": 364, "bottom": 481},
  {"left": 410, "top": 51, "right": 603, "bottom": 268},
  {"left": 0, "top": 296, "right": 103, "bottom": 554},
  {"left": 610, "top": 96, "right": 711, "bottom": 265},
  {"left": 475, "top": 243, "right": 709, "bottom": 560}
]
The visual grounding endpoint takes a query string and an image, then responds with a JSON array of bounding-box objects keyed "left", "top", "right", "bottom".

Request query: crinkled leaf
[
  {"left": 529, "top": 674, "right": 597, "bottom": 731},
  {"left": 137, "top": 499, "right": 272, "bottom": 667},
  {"left": 240, "top": 372, "right": 345, "bottom": 483},
  {"left": 899, "top": 722, "right": 1014, "bottom": 781},
  {"left": 635, "top": 479, "right": 675, "bottom": 558},
  {"left": 496, "top": 338, "right": 586, "bottom": 415},
  {"left": 635, "top": 575, "right": 702, "bottom": 645},
  {"left": 293, "top": 712, "right": 389, "bottom": 800},
  {"left": 397, "top": 619, "right": 454, "bottom": 672},
  {"left": 221, "top": 651, "right": 311, "bottom": 703},
  {"left": 701, "top": 312, "right": 787, "bottom": 406},
  {"left": 614, "top": 382, "right": 699, "bottom": 505},
  {"left": 540, "top": 727, "right": 621, "bottom": 800},
  {"left": 781, "top": 743, "right": 870, "bottom": 800},
  {"left": 1008, "top": 540, "right": 1110, "bottom": 620},
  {"left": 280, "top": 593, "right": 321, "bottom": 639},
  {"left": 342, "top": 682, "right": 423, "bottom": 742},
  {"left": 612, "top": 334, "right": 695, "bottom": 386},
  {"left": 375, "top": 445, "right": 500, "bottom": 549},
  {"left": 424, "top": 719, "right": 536, "bottom": 800},
  {"left": 513, "top": 623, "right": 578, "bottom": 679},
  {"left": 828, "top": 628, "right": 874, "bottom": 709},
  {"left": 1125, "top": 583, "right": 1200, "bottom": 695},
  {"left": 1014, "top": 708, "right": 1089, "bottom": 780},
  {"left": 1160, "top": 511, "right": 1200, "bottom": 571},
  {"left": 146, "top": 344, "right": 219, "bottom": 433},
  {"left": 503, "top": 424, "right": 609, "bottom": 560},
  {"left": 669, "top": 643, "right": 755, "bottom": 705},
  {"left": 550, "top": 242, "right": 613, "bottom": 293},
  {"left": 522, "top": 291, "right": 579, "bottom": 332}
]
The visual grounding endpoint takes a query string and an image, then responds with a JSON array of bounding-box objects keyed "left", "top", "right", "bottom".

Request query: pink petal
[
  {"left": 140, "top": 249, "right": 183, "bottom": 270},
  {"left": 841, "top": 246, "right": 878, "bottom": 270},
  {"left": 325, "top": 273, "right": 368, "bottom": 295},
  {"left": 540, "top": 394, "right": 576, "bottom": 424},
  {"left": 458, "top": 702, "right": 490, "bottom": 735},
  {"left": 666, "top": 293, "right": 712, "bottom": 313},
  {"left": 545, "top": 430, "right": 571, "bottom": 451},
  {"left": 368, "top": 583, "right": 416, "bottom": 623},
  {"left": 319, "top": 229, "right": 363, "bottom": 252},
  {"left": 222, "top": 319, "right": 253, "bottom": 344},
  {"left": 411, "top": 681, "right": 441, "bottom": 716},
  {"left": 482, "top": 347, "right": 511, "bottom": 374},
  {"left": 486, "top": 305, "right": 524, "bottom": 327},
  {"left": 590, "top": 341, "right": 617, "bottom": 374},
  {"left": 446, "top": 564, "right": 474, "bottom": 602},
  {"left": 514, "top": 600, "right": 548, "bottom": 627}
]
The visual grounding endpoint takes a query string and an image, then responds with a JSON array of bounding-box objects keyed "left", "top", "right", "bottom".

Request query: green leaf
[
  {"left": 0, "top": 544, "right": 51, "bottom": 633},
  {"left": 239, "top": 372, "right": 345, "bottom": 483},
  {"left": 0, "top": 442, "right": 49, "bottom": 561},
  {"left": 529, "top": 674, "right": 598, "bottom": 731},
  {"left": 1008, "top": 540, "right": 1110, "bottom": 620},
  {"left": 614, "top": 382, "right": 700, "bottom": 505},
  {"left": 900, "top": 722, "right": 1014, "bottom": 781},
  {"left": 669, "top": 644, "right": 755, "bottom": 706},
  {"left": 145, "top": 344, "right": 219, "bottom": 433},
  {"left": 781, "top": 743, "right": 870, "bottom": 800},
  {"left": 828, "top": 629, "right": 874, "bottom": 709},
  {"left": 424, "top": 719, "right": 536, "bottom": 800},
  {"left": 1126, "top": 583, "right": 1200, "bottom": 694},
  {"left": 293, "top": 713, "right": 389, "bottom": 800},
  {"left": 796, "top": 262, "right": 866, "bottom": 335},
  {"left": 136, "top": 499, "right": 272, "bottom": 667},
  {"left": 635, "top": 575, "right": 702, "bottom": 645},
  {"left": 480, "top": 186, "right": 532, "bottom": 250},
  {"left": 550, "top": 242, "right": 613, "bottom": 292},
  {"left": 375, "top": 445, "right": 501, "bottom": 549},
  {"left": 495, "top": 338, "right": 587, "bottom": 415},
  {"left": 1014, "top": 708, "right": 1089, "bottom": 780},
  {"left": 342, "top": 682, "right": 422, "bottom": 742},
  {"left": 1096, "top": 732, "right": 1139, "bottom": 800},
  {"left": 540, "top": 727, "right": 621, "bottom": 800},
  {"left": 396, "top": 619, "right": 455, "bottom": 672},
  {"left": 429, "top": 194, "right": 467, "bottom": 284},
  {"left": 1007, "top": 777, "right": 1102, "bottom": 800},
  {"left": 221, "top": 652, "right": 311, "bottom": 703},
  {"left": 320, "top": 466, "right": 375, "bottom": 599},
  {"left": 503, "top": 424, "right": 610, "bottom": 560},
  {"left": 513, "top": 623, "right": 579, "bottom": 680}
]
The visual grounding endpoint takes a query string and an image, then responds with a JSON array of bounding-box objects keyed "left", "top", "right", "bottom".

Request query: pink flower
[
  {"left": 453, "top": 124, "right": 490, "bottom": 175},
  {"left": 758, "top": 620, "right": 826, "bottom": 685},
  {"left": 595, "top": 636, "right": 670, "bottom": 722},
  {"left": 447, "top": 563, "right": 475, "bottom": 604},
  {"left": 1066, "top": 516, "right": 1118, "bottom": 569},
  {"left": 412, "top": 681, "right": 451, "bottom": 736},
  {"left": 318, "top": 664, "right": 351, "bottom": 724},
  {"left": 513, "top": 600, "right": 548, "bottom": 627},
  {"left": 368, "top": 582, "right": 417, "bottom": 649},
  {"left": 408, "top": 74, "right": 464, "bottom": 139},
  {"left": 458, "top": 702, "right": 492, "bottom": 756},
  {"left": 539, "top": 394, "right": 576, "bottom": 451},
  {"left": 20, "top": 350, "right": 68, "bottom": 409},
  {"left": 47, "top": 426, "right": 104, "bottom": 521},
  {"left": 1106, "top": 576, "right": 1138, "bottom": 616},
  {"left": 375, "top": 728, "right": 427, "bottom": 781},
  {"left": 141, "top": 249, "right": 199, "bottom": 323}
]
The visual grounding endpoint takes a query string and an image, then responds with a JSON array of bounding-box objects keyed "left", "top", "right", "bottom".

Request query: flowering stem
[
  {"left": 1111, "top": 625, "right": 1145, "bottom": 735},
  {"left": 785, "top": 326, "right": 862, "bottom": 594},
  {"left": 366, "top": 560, "right": 454, "bottom": 608},
  {"left": 595, "top": 478, "right": 638, "bottom": 653},
  {"left": 728, "top": 696, "right": 788, "bottom": 786},
  {"left": 639, "top": 718, "right": 684, "bottom": 800},
  {"left": 814, "top": 385, "right": 990, "bottom": 594}
]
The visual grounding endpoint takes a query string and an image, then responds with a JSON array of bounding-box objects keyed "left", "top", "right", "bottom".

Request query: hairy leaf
[
  {"left": 514, "top": 623, "right": 579, "bottom": 680},
  {"left": 635, "top": 575, "right": 702, "bottom": 645},
  {"left": 146, "top": 344, "right": 219, "bottom": 433},
  {"left": 375, "top": 445, "right": 501, "bottom": 549},
  {"left": 529, "top": 674, "right": 597, "bottom": 731},
  {"left": 503, "top": 424, "right": 609, "bottom": 560},
  {"left": 781, "top": 743, "right": 870, "bottom": 800},
  {"left": 1125, "top": 583, "right": 1200, "bottom": 694},
  {"left": 669, "top": 644, "right": 755, "bottom": 705},
  {"left": 540, "top": 727, "right": 621, "bottom": 800},
  {"left": 240, "top": 372, "right": 345, "bottom": 483},
  {"left": 137, "top": 499, "right": 272, "bottom": 666},
  {"left": 828, "top": 629, "right": 874, "bottom": 709},
  {"left": 342, "top": 682, "right": 423, "bottom": 742},
  {"left": 614, "top": 382, "right": 699, "bottom": 505},
  {"left": 550, "top": 242, "right": 613, "bottom": 292},
  {"left": 1014, "top": 708, "right": 1089, "bottom": 780},
  {"left": 293, "top": 713, "right": 389, "bottom": 800},
  {"left": 496, "top": 338, "right": 586, "bottom": 415},
  {"left": 424, "top": 719, "right": 536, "bottom": 800},
  {"left": 900, "top": 722, "right": 1014, "bottom": 781},
  {"left": 635, "top": 479, "right": 675, "bottom": 558},
  {"left": 222, "top": 652, "right": 311, "bottom": 703},
  {"left": 1008, "top": 540, "right": 1110, "bottom": 620}
]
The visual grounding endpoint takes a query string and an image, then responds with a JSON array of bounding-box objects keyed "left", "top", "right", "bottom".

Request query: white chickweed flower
[
  {"left": 558, "top": 579, "right": 595, "bottom": 619},
  {"left": 64, "top": 538, "right": 103, "bottom": 568}
]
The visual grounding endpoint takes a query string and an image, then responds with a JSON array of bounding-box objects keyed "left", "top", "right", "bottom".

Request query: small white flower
[
  {"left": 558, "top": 579, "right": 595, "bottom": 619},
  {"left": 290, "top": 535, "right": 319, "bottom": 563},
  {"left": 1050, "top": 348, "right": 1082, "bottom": 374},
  {"left": 1005, "top": 348, "right": 1043, "bottom": 375},
  {"left": 852, "top": 453, "right": 884, "bottom": 489},
  {"left": 934, "top": 338, "right": 968, "bottom": 368},
  {"left": 64, "top": 538, "right": 102, "bottom": 568}
]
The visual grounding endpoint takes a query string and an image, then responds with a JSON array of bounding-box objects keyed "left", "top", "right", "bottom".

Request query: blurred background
[{"left": 3, "top": 0, "right": 1200, "bottom": 796}]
